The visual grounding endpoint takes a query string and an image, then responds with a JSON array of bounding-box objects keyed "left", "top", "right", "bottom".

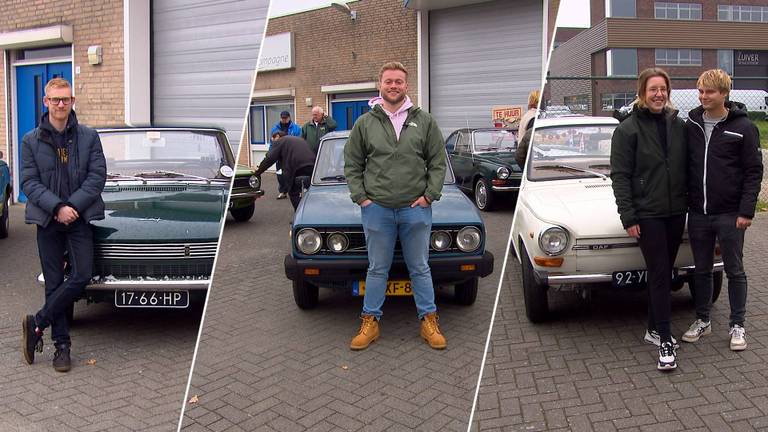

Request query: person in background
[
  {"left": 255, "top": 134, "right": 315, "bottom": 211},
  {"left": 301, "top": 106, "right": 337, "bottom": 155},
  {"left": 517, "top": 90, "right": 540, "bottom": 138},
  {"left": 270, "top": 111, "right": 301, "bottom": 199}
]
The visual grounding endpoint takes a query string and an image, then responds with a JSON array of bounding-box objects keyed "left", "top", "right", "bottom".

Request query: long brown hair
[{"left": 632, "top": 67, "right": 674, "bottom": 111}]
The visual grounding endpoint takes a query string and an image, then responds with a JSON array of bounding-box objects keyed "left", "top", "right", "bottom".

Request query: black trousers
[
  {"left": 35, "top": 219, "right": 93, "bottom": 346},
  {"left": 276, "top": 161, "right": 290, "bottom": 194},
  {"left": 637, "top": 215, "right": 686, "bottom": 342},
  {"left": 289, "top": 166, "right": 314, "bottom": 210}
]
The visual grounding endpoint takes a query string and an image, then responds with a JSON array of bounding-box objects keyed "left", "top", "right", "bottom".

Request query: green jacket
[
  {"left": 301, "top": 116, "right": 337, "bottom": 154},
  {"left": 610, "top": 107, "right": 688, "bottom": 228},
  {"left": 344, "top": 104, "right": 446, "bottom": 208}
]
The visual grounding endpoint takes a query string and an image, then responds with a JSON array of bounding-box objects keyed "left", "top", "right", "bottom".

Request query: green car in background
[{"left": 228, "top": 164, "right": 264, "bottom": 222}]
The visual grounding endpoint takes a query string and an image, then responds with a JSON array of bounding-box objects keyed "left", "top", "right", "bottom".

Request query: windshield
[
  {"left": 313, "top": 137, "right": 456, "bottom": 185},
  {"left": 99, "top": 130, "right": 232, "bottom": 180},
  {"left": 527, "top": 124, "right": 617, "bottom": 181},
  {"left": 473, "top": 129, "right": 517, "bottom": 152}
]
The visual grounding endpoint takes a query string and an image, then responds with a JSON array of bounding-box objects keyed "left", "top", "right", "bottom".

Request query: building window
[
  {"left": 607, "top": 49, "right": 637, "bottom": 76},
  {"left": 718, "top": 50, "right": 734, "bottom": 75},
  {"left": 601, "top": 92, "right": 636, "bottom": 111},
  {"left": 607, "top": 0, "right": 636, "bottom": 18},
  {"left": 654, "top": 2, "right": 702, "bottom": 20},
  {"left": 718, "top": 5, "right": 768, "bottom": 23},
  {"left": 249, "top": 102, "right": 294, "bottom": 146},
  {"left": 655, "top": 48, "right": 702, "bottom": 66},
  {"left": 564, "top": 94, "right": 590, "bottom": 112}
]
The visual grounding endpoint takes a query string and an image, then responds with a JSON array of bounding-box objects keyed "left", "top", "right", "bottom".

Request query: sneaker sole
[
  {"left": 644, "top": 334, "right": 680, "bottom": 349},
  {"left": 681, "top": 326, "right": 711, "bottom": 343},
  {"left": 657, "top": 362, "right": 677, "bottom": 371},
  {"left": 21, "top": 315, "right": 34, "bottom": 365},
  {"left": 730, "top": 342, "right": 747, "bottom": 351},
  {"left": 350, "top": 334, "right": 379, "bottom": 351}
]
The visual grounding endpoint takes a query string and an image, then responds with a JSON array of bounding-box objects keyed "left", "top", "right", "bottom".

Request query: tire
[
  {"left": 454, "top": 278, "right": 478, "bottom": 305},
  {"left": 520, "top": 243, "right": 549, "bottom": 322},
  {"left": 474, "top": 178, "right": 494, "bottom": 211},
  {"left": 292, "top": 279, "right": 319, "bottom": 309},
  {"left": 688, "top": 271, "right": 723, "bottom": 303},
  {"left": 229, "top": 202, "right": 255, "bottom": 222},
  {"left": 0, "top": 193, "right": 9, "bottom": 239}
]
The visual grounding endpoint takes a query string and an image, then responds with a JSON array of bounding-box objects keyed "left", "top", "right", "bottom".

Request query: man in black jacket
[
  {"left": 681, "top": 69, "right": 763, "bottom": 351},
  {"left": 21, "top": 78, "right": 107, "bottom": 372},
  {"left": 255, "top": 134, "right": 315, "bottom": 210}
]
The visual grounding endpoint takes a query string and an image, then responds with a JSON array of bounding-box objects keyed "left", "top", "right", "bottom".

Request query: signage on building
[
  {"left": 258, "top": 32, "right": 294, "bottom": 72},
  {"left": 735, "top": 50, "right": 764, "bottom": 67},
  {"left": 491, "top": 105, "right": 523, "bottom": 127}
]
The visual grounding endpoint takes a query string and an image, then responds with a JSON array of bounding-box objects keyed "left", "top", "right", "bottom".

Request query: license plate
[
  {"left": 353, "top": 280, "right": 412, "bottom": 296},
  {"left": 114, "top": 290, "right": 190, "bottom": 308},
  {"left": 611, "top": 270, "right": 648, "bottom": 288}
]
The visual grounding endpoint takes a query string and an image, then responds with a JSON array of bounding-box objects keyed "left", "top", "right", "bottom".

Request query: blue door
[
  {"left": 15, "top": 62, "right": 72, "bottom": 202},
  {"left": 332, "top": 100, "right": 370, "bottom": 130}
]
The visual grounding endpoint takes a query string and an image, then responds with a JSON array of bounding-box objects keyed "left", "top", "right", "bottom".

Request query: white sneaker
[
  {"left": 657, "top": 341, "right": 677, "bottom": 371},
  {"left": 729, "top": 325, "right": 747, "bottom": 351},
  {"left": 644, "top": 330, "right": 679, "bottom": 348},
  {"left": 682, "top": 319, "right": 711, "bottom": 343}
]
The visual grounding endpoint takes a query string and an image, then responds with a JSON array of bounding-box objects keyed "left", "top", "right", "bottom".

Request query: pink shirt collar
[{"left": 369, "top": 95, "right": 413, "bottom": 140}]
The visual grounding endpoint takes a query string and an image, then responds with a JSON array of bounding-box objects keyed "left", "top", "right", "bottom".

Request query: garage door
[
  {"left": 152, "top": 0, "right": 269, "bottom": 154},
  {"left": 429, "top": 0, "right": 543, "bottom": 135}
]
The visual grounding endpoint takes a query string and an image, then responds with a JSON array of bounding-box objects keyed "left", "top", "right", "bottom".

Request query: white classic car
[{"left": 511, "top": 116, "right": 724, "bottom": 322}]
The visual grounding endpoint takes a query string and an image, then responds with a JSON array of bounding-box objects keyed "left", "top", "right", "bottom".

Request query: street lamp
[{"left": 331, "top": 1, "right": 357, "bottom": 21}]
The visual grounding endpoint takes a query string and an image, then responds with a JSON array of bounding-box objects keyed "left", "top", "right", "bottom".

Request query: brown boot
[
  {"left": 350, "top": 315, "right": 379, "bottom": 350},
  {"left": 420, "top": 313, "right": 447, "bottom": 349}
]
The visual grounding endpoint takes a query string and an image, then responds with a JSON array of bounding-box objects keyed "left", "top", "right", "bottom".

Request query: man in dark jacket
[
  {"left": 301, "top": 106, "right": 337, "bottom": 155},
  {"left": 21, "top": 78, "right": 107, "bottom": 372},
  {"left": 681, "top": 69, "right": 763, "bottom": 351},
  {"left": 255, "top": 134, "right": 315, "bottom": 210}
]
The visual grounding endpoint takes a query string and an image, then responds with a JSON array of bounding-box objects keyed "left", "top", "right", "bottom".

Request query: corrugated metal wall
[
  {"left": 152, "top": 0, "right": 268, "bottom": 154},
  {"left": 428, "top": 0, "right": 543, "bottom": 135}
]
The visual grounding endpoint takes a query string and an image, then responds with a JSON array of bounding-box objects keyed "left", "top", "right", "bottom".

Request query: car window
[
  {"left": 445, "top": 133, "right": 458, "bottom": 154},
  {"left": 455, "top": 132, "right": 470, "bottom": 153},
  {"left": 313, "top": 137, "right": 456, "bottom": 185},
  {"left": 527, "top": 124, "right": 617, "bottom": 181},
  {"left": 472, "top": 130, "right": 517, "bottom": 152}
]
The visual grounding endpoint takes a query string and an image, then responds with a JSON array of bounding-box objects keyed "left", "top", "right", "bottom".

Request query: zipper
[{"left": 690, "top": 118, "right": 708, "bottom": 214}]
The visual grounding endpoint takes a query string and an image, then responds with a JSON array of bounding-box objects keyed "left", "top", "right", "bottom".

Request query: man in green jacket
[
  {"left": 344, "top": 61, "right": 447, "bottom": 350},
  {"left": 301, "top": 106, "right": 337, "bottom": 154}
]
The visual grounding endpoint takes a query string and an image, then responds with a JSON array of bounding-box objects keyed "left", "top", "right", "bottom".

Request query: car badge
[{"left": 184, "top": 245, "right": 191, "bottom": 256}]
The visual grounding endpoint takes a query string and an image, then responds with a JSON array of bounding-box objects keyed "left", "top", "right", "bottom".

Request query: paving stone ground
[
  {"left": 473, "top": 213, "right": 768, "bottom": 431},
  {"left": 182, "top": 174, "right": 514, "bottom": 431},
  {"left": 0, "top": 204, "right": 202, "bottom": 432}
]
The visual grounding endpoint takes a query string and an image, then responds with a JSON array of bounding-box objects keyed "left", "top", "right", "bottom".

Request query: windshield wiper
[
  {"left": 536, "top": 164, "right": 607, "bottom": 180},
  {"left": 320, "top": 175, "right": 346, "bottom": 181},
  {"left": 134, "top": 170, "right": 211, "bottom": 183},
  {"left": 107, "top": 172, "right": 147, "bottom": 182}
]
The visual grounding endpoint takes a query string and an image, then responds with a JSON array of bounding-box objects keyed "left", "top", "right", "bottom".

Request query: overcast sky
[
  {"left": 557, "top": 0, "right": 590, "bottom": 28},
  {"left": 269, "top": 0, "right": 348, "bottom": 18}
]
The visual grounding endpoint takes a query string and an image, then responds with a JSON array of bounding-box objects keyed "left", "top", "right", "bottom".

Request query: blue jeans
[{"left": 360, "top": 202, "right": 436, "bottom": 319}]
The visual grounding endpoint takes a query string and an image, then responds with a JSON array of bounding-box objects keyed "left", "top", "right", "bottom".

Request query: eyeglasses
[
  {"left": 647, "top": 87, "right": 668, "bottom": 95},
  {"left": 47, "top": 97, "right": 73, "bottom": 105}
]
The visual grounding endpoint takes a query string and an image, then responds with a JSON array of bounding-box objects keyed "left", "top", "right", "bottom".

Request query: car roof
[
  {"left": 533, "top": 116, "right": 619, "bottom": 129},
  {"left": 96, "top": 125, "right": 227, "bottom": 133},
  {"left": 320, "top": 130, "right": 351, "bottom": 140}
]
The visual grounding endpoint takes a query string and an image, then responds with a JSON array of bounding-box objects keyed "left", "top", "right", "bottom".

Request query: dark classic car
[
  {"left": 228, "top": 164, "right": 264, "bottom": 222},
  {"left": 0, "top": 150, "right": 10, "bottom": 238},
  {"left": 41, "top": 127, "right": 233, "bottom": 312},
  {"left": 284, "top": 131, "right": 495, "bottom": 309},
  {"left": 445, "top": 128, "right": 521, "bottom": 211}
]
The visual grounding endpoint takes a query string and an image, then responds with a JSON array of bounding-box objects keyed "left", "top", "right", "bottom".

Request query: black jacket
[
  {"left": 255, "top": 136, "right": 315, "bottom": 185},
  {"left": 21, "top": 111, "right": 106, "bottom": 227},
  {"left": 686, "top": 101, "right": 763, "bottom": 218},
  {"left": 610, "top": 107, "right": 688, "bottom": 228}
]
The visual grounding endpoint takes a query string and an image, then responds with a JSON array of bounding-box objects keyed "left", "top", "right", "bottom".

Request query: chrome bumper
[
  {"left": 491, "top": 185, "right": 520, "bottom": 191},
  {"left": 37, "top": 274, "right": 210, "bottom": 291},
  {"left": 545, "top": 262, "right": 725, "bottom": 285},
  {"left": 230, "top": 190, "right": 264, "bottom": 200}
]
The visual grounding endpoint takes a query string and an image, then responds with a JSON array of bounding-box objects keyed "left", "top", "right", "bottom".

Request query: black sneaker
[
  {"left": 52, "top": 344, "right": 72, "bottom": 372},
  {"left": 657, "top": 341, "right": 677, "bottom": 371},
  {"left": 22, "top": 314, "right": 43, "bottom": 365}
]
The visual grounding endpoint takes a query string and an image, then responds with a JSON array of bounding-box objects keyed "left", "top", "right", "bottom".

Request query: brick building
[{"left": 548, "top": 0, "right": 768, "bottom": 116}]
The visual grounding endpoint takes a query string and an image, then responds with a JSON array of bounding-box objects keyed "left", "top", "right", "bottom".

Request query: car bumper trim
[{"left": 543, "top": 262, "right": 725, "bottom": 285}]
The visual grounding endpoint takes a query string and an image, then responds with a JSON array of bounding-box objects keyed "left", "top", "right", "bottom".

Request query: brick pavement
[
  {"left": 473, "top": 214, "right": 768, "bottom": 431},
  {"left": 182, "top": 174, "right": 514, "bottom": 431},
  {"left": 0, "top": 204, "right": 201, "bottom": 432}
]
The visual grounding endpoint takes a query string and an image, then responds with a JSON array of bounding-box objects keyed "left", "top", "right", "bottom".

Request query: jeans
[
  {"left": 360, "top": 202, "right": 436, "bottom": 319},
  {"left": 35, "top": 219, "right": 94, "bottom": 346},
  {"left": 688, "top": 212, "right": 747, "bottom": 327}
]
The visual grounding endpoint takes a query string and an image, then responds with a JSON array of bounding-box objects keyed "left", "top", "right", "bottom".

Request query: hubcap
[{"left": 475, "top": 181, "right": 486, "bottom": 208}]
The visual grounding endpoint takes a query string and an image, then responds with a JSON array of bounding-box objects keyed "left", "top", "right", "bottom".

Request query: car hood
[
  {"left": 92, "top": 182, "right": 227, "bottom": 242},
  {"left": 474, "top": 152, "right": 519, "bottom": 168},
  {"left": 236, "top": 164, "right": 255, "bottom": 176},
  {"left": 521, "top": 179, "right": 626, "bottom": 238},
  {"left": 294, "top": 184, "right": 483, "bottom": 226}
]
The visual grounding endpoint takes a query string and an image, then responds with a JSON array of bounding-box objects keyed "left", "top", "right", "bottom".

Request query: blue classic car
[
  {"left": 284, "top": 131, "right": 495, "bottom": 309},
  {"left": 0, "top": 150, "right": 10, "bottom": 238}
]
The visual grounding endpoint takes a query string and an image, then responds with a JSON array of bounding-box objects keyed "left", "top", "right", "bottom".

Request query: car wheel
[
  {"left": 520, "top": 243, "right": 549, "bottom": 322},
  {"left": 292, "top": 279, "right": 319, "bottom": 309},
  {"left": 229, "top": 202, "right": 255, "bottom": 222},
  {"left": 0, "top": 193, "right": 9, "bottom": 239},
  {"left": 454, "top": 278, "right": 478, "bottom": 305},
  {"left": 688, "top": 271, "right": 723, "bottom": 303},
  {"left": 474, "top": 178, "right": 494, "bottom": 211}
]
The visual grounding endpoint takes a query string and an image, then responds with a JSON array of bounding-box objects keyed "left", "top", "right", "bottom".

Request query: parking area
[
  {"left": 181, "top": 174, "right": 514, "bottom": 431},
  {"left": 474, "top": 214, "right": 768, "bottom": 431},
  {"left": 0, "top": 205, "right": 201, "bottom": 432}
]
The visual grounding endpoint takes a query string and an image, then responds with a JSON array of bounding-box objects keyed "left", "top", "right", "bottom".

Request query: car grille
[
  {"left": 307, "top": 227, "right": 469, "bottom": 255},
  {"left": 93, "top": 260, "right": 213, "bottom": 278},
  {"left": 95, "top": 242, "right": 218, "bottom": 259},
  {"left": 116, "top": 185, "right": 188, "bottom": 192},
  {"left": 233, "top": 177, "right": 250, "bottom": 189}
]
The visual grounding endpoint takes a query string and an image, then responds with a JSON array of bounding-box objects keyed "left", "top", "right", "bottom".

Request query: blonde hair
[
  {"left": 527, "top": 90, "right": 540, "bottom": 109},
  {"left": 378, "top": 61, "right": 408, "bottom": 82},
  {"left": 697, "top": 69, "right": 731, "bottom": 95},
  {"left": 44, "top": 77, "right": 71, "bottom": 95},
  {"left": 632, "top": 68, "right": 674, "bottom": 111}
]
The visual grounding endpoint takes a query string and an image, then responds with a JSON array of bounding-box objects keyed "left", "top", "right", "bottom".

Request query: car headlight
[
  {"left": 296, "top": 228, "right": 322, "bottom": 254},
  {"left": 456, "top": 226, "right": 482, "bottom": 252},
  {"left": 248, "top": 175, "right": 260, "bottom": 189},
  {"left": 539, "top": 227, "right": 569, "bottom": 255},
  {"left": 496, "top": 166, "right": 510, "bottom": 179},
  {"left": 327, "top": 232, "right": 349, "bottom": 253},
  {"left": 430, "top": 231, "right": 452, "bottom": 251}
]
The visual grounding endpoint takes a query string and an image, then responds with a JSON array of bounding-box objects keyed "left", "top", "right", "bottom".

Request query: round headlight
[
  {"left": 539, "top": 227, "right": 569, "bottom": 255},
  {"left": 456, "top": 226, "right": 482, "bottom": 252},
  {"left": 296, "top": 228, "right": 322, "bottom": 254},
  {"left": 327, "top": 232, "right": 349, "bottom": 253},
  {"left": 430, "top": 231, "right": 452, "bottom": 251},
  {"left": 496, "top": 166, "right": 510, "bottom": 179},
  {"left": 248, "top": 175, "right": 260, "bottom": 189}
]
